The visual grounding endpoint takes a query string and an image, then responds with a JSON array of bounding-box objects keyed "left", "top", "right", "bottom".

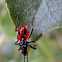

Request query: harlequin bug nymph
[
  {"left": 15, "top": 25, "right": 36, "bottom": 55},
  {"left": 15, "top": 13, "right": 37, "bottom": 62}
]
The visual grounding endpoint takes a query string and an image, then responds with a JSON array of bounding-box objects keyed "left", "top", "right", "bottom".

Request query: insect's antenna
[
  {"left": 29, "top": 17, "right": 35, "bottom": 38},
  {"left": 24, "top": 55, "right": 25, "bottom": 62},
  {"left": 15, "top": 12, "right": 18, "bottom": 31},
  {"left": 27, "top": 53, "right": 28, "bottom": 62},
  {"left": 15, "top": 0, "right": 18, "bottom": 31}
]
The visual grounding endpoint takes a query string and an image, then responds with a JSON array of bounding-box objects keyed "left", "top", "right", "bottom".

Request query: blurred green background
[{"left": 0, "top": 0, "right": 62, "bottom": 62}]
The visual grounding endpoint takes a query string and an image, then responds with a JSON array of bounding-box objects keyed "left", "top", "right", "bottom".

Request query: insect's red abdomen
[{"left": 16, "top": 25, "right": 29, "bottom": 41}]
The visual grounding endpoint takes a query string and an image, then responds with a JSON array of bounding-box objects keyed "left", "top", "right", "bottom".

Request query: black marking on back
[
  {"left": 24, "top": 29, "right": 26, "bottom": 34},
  {"left": 18, "top": 30, "right": 20, "bottom": 35}
]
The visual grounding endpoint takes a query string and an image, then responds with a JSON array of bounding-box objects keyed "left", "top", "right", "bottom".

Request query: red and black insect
[{"left": 15, "top": 13, "right": 37, "bottom": 62}]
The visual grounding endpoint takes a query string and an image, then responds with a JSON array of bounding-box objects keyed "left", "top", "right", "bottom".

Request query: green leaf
[{"left": 5, "top": 0, "right": 62, "bottom": 40}]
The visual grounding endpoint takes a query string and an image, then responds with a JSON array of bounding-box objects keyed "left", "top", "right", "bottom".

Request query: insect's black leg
[
  {"left": 27, "top": 53, "right": 28, "bottom": 62},
  {"left": 18, "top": 46, "right": 21, "bottom": 51},
  {"left": 24, "top": 55, "right": 25, "bottom": 62},
  {"left": 18, "top": 48, "right": 21, "bottom": 51},
  {"left": 27, "top": 40, "right": 36, "bottom": 43},
  {"left": 30, "top": 40, "right": 36, "bottom": 43},
  {"left": 29, "top": 34, "right": 42, "bottom": 43},
  {"left": 28, "top": 45, "right": 36, "bottom": 49},
  {"left": 29, "top": 17, "right": 35, "bottom": 38},
  {"left": 15, "top": 41, "right": 19, "bottom": 45}
]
